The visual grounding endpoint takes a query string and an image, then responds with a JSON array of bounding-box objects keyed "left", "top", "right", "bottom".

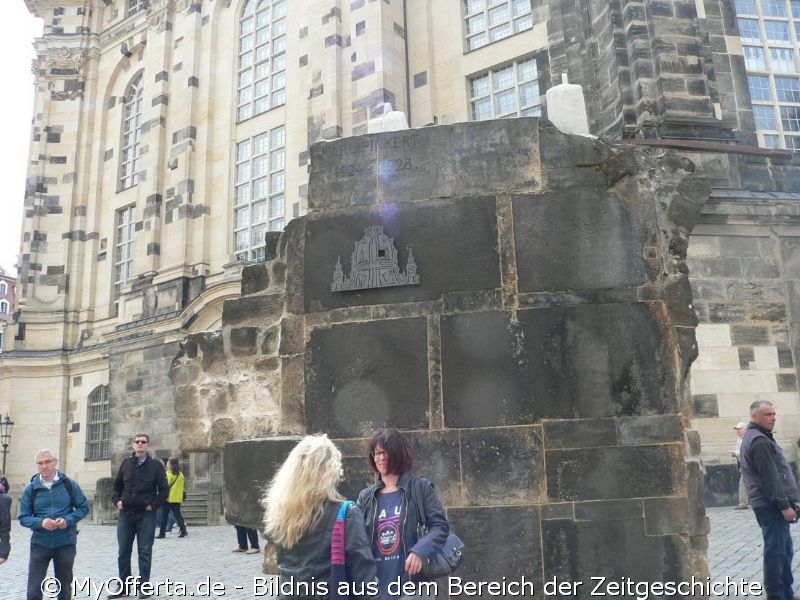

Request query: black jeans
[
  {"left": 26, "top": 543, "right": 76, "bottom": 600},
  {"left": 235, "top": 525, "right": 259, "bottom": 549},
  {"left": 159, "top": 502, "right": 187, "bottom": 536}
]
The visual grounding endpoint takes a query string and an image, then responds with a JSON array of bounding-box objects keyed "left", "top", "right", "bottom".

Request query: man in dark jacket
[
  {"left": 19, "top": 448, "right": 90, "bottom": 600},
  {"left": 739, "top": 400, "right": 798, "bottom": 600},
  {"left": 108, "top": 432, "right": 168, "bottom": 599}
]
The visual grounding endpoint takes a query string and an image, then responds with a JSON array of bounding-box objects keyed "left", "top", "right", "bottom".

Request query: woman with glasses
[
  {"left": 357, "top": 429, "right": 449, "bottom": 600},
  {"left": 261, "top": 434, "right": 376, "bottom": 598}
]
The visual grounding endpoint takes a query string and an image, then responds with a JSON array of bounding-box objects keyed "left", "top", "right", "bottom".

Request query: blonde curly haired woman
[{"left": 262, "top": 434, "right": 376, "bottom": 598}]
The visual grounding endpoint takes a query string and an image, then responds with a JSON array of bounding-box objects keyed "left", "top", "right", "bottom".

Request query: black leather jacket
[
  {"left": 276, "top": 501, "right": 376, "bottom": 599},
  {"left": 356, "top": 472, "right": 449, "bottom": 574}
]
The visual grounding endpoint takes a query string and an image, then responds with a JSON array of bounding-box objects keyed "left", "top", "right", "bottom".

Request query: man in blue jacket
[{"left": 19, "top": 448, "right": 89, "bottom": 600}]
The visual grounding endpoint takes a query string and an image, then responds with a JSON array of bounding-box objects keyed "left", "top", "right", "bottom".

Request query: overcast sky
[{"left": 1, "top": 2, "right": 42, "bottom": 276}]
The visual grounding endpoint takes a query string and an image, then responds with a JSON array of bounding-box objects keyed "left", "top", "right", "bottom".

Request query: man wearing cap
[
  {"left": 739, "top": 400, "right": 798, "bottom": 600},
  {"left": 731, "top": 422, "right": 749, "bottom": 510}
]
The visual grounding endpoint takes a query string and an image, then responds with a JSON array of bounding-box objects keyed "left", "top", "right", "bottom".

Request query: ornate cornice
[{"left": 32, "top": 46, "right": 87, "bottom": 78}]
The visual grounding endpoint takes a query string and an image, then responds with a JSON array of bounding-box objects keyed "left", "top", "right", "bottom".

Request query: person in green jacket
[{"left": 156, "top": 458, "right": 187, "bottom": 539}]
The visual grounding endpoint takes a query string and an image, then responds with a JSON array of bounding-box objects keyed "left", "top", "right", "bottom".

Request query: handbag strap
[{"left": 412, "top": 476, "right": 427, "bottom": 528}]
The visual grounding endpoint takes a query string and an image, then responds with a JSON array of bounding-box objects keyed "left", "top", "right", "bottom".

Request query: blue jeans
[
  {"left": 754, "top": 506, "right": 794, "bottom": 600},
  {"left": 117, "top": 510, "right": 156, "bottom": 585},
  {"left": 26, "top": 543, "right": 76, "bottom": 600}
]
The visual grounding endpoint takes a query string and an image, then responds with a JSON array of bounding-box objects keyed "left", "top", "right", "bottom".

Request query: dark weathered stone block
[
  {"left": 305, "top": 318, "right": 429, "bottom": 437},
  {"left": 301, "top": 197, "right": 500, "bottom": 312},
  {"left": 241, "top": 264, "right": 269, "bottom": 296},
  {"left": 730, "top": 324, "right": 770, "bottom": 346},
  {"left": 460, "top": 426, "right": 545, "bottom": 506},
  {"left": 542, "top": 517, "right": 690, "bottom": 598},
  {"left": 520, "top": 303, "right": 672, "bottom": 419},
  {"left": 223, "top": 437, "right": 300, "bottom": 529},
  {"left": 546, "top": 445, "right": 686, "bottom": 501},
  {"left": 440, "top": 311, "right": 533, "bottom": 428},
  {"left": 229, "top": 327, "right": 258, "bottom": 357},
  {"left": 308, "top": 120, "right": 542, "bottom": 209},
  {"left": 447, "top": 506, "right": 542, "bottom": 591},
  {"left": 574, "top": 498, "right": 643, "bottom": 521},
  {"left": 692, "top": 394, "right": 719, "bottom": 417},
  {"left": 617, "top": 415, "right": 684, "bottom": 445},
  {"left": 222, "top": 293, "right": 284, "bottom": 325},
  {"left": 542, "top": 418, "right": 617, "bottom": 449},
  {"left": 512, "top": 190, "right": 648, "bottom": 292},
  {"left": 644, "top": 497, "right": 690, "bottom": 535},
  {"left": 405, "top": 430, "right": 463, "bottom": 507}
]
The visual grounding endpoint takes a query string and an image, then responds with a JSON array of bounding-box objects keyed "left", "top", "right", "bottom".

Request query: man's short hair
[
  {"left": 133, "top": 432, "right": 150, "bottom": 442},
  {"left": 750, "top": 400, "right": 773, "bottom": 414},
  {"left": 35, "top": 448, "right": 58, "bottom": 461}
]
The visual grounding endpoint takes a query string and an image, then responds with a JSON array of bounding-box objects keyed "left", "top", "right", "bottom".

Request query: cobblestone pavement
[{"left": 1, "top": 506, "right": 798, "bottom": 598}]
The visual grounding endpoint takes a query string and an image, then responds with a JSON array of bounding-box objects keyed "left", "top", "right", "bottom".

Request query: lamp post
[{"left": 0, "top": 414, "right": 13, "bottom": 475}]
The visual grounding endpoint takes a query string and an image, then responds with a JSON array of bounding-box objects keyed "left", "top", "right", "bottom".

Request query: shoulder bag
[{"left": 412, "top": 476, "right": 464, "bottom": 579}]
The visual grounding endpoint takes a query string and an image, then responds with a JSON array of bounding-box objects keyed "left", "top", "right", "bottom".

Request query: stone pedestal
[{"left": 215, "top": 118, "right": 708, "bottom": 592}]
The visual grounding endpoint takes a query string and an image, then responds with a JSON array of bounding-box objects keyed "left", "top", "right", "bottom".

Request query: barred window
[
  {"left": 120, "top": 74, "right": 144, "bottom": 189},
  {"left": 786, "top": 135, "right": 800, "bottom": 148},
  {"left": 0, "top": 301, "right": 7, "bottom": 315},
  {"left": 464, "top": 0, "right": 533, "bottom": 52},
  {"left": 764, "top": 133, "right": 781, "bottom": 147},
  {"left": 86, "top": 385, "right": 110, "bottom": 460},
  {"left": 237, "top": 0, "right": 287, "bottom": 121},
  {"left": 470, "top": 57, "right": 541, "bottom": 120},
  {"left": 234, "top": 125, "right": 286, "bottom": 262}
]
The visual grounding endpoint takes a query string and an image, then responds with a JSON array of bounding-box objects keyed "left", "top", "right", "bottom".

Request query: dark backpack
[{"left": 29, "top": 474, "right": 76, "bottom": 513}]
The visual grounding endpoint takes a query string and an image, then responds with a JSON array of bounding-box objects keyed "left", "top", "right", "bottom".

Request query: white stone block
[
  {"left": 716, "top": 393, "right": 756, "bottom": 418},
  {"left": 695, "top": 324, "right": 732, "bottom": 348},
  {"left": 692, "top": 370, "right": 740, "bottom": 395},
  {"left": 753, "top": 346, "right": 780, "bottom": 370},
  {"left": 711, "top": 347, "right": 741, "bottom": 370},
  {"left": 691, "top": 350, "right": 714, "bottom": 371},
  {"left": 736, "top": 370, "right": 778, "bottom": 393}
]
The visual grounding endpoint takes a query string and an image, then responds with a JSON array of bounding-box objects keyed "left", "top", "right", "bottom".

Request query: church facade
[{"left": 2, "top": 0, "right": 799, "bottom": 512}]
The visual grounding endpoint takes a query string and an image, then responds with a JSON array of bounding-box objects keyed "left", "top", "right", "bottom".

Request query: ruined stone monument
[{"left": 173, "top": 118, "right": 709, "bottom": 593}]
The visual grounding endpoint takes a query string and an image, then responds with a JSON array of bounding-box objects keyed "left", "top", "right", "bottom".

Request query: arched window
[
  {"left": 120, "top": 74, "right": 144, "bottom": 189},
  {"left": 237, "top": 0, "right": 287, "bottom": 121},
  {"left": 0, "top": 282, "right": 6, "bottom": 295},
  {"left": 0, "top": 301, "right": 8, "bottom": 315}
]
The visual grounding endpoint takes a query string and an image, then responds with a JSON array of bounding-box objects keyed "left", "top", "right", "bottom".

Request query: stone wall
[
  {"left": 219, "top": 118, "right": 710, "bottom": 592},
  {"left": 686, "top": 187, "right": 800, "bottom": 506}
]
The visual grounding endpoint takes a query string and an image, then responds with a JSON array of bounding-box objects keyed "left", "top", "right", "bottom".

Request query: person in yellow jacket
[{"left": 156, "top": 458, "right": 188, "bottom": 539}]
